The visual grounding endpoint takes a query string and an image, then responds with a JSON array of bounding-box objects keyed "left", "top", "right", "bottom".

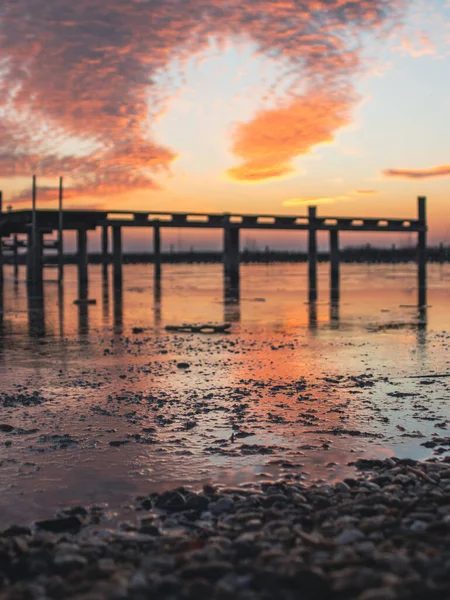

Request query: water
[{"left": 0, "top": 262, "right": 450, "bottom": 527}]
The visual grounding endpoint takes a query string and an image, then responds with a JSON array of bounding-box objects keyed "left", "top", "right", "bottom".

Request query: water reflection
[
  {"left": 224, "top": 274, "right": 241, "bottom": 323},
  {"left": 27, "top": 281, "right": 46, "bottom": 339},
  {"left": 330, "top": 300, "right": 340, "bottom": 329},
  {"left": 0, "top": 263, "right": 434, "bottom": 341},
  {"left": 0, "top": 262, "right": 445, "bottom": 528},
  {"left": 154, "top": 274, "right": 162, "bottom": 326}
]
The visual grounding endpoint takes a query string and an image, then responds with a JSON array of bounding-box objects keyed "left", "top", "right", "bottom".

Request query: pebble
[
  {"left": 0, "top": 457, "right": 449, "bottom": 599},
  {"left": 335, "top": 529, "right": 366, "bottom": 545}
]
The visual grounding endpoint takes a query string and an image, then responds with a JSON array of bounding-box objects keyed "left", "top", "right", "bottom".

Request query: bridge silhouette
[{"left": 0, "top": 177, "right": 427, "bottom": 307}]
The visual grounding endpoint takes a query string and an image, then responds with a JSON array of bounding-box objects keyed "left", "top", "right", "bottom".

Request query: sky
[{"left": 0, "top": 0, "right": 450, "bottom": 250}]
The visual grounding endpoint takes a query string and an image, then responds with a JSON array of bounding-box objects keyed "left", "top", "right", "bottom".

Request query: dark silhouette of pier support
[
  {"left": 154, "top": 224, "right": 162, "bottom": 279},
  {"left": 101, "top": 225, "right": 109, "bottom": 275},
  {"left": 330, "top": 229, "right": 340, "bottom": 301},
  {"left": 27, "top": 230, "right": 43, "bottom": 285},
  {"left": 58, "top": 176, "right": 64, "bottom": 283},
  {"left": 223, "top": 226, "right": 240, "bottom": 281},
  {"left": 13, "top": 235, "right": 19, "bottom": 283},
  {"left": 308, "top": 207, "right": 318, "bottom": 302},
  {"left": 77, "top": 229, "right": 88, "bottom": 285},
  {"left": 112, "top": 226, "right": 123, "bottom": 289},
  {"left": 418, "top": 196, "right": 427, "bottom": 307}
]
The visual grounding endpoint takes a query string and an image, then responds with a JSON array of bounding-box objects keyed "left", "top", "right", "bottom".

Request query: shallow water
[{"left": 1, "top": 262, "right": 450, "bottom": 527}]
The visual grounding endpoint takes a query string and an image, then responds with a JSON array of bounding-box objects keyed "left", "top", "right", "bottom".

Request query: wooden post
[
  {"left": 112, "top": 226, "right": 122, "bottom": 289},
  {"left": 101, "top": 225, "right": 109, "bottom": 267},
  {"left": 0, "top": 190, "right": 3, "bottom": 213},
  {"left": 27, "top": 230, "right": 43, "bottom": 285},
  {"left": 77, "top": 229, "right": 88, "bottom": 285},
  {"left": 418, "top": 196, "right": 427, "bottom": 307},
  {"left": 308, "top": 206, "right": 318, "bottom": 302},
  {"left": 58, "top": 176, "right": 64, "bottom": 282},
  {"left": 223, "top": 226, "right": 240, "bottom": 282},
  {"left": 13, "top": 234, "right": 19, "bottom": 282},
  {"left": 330, "top": 229, "right": 340, "bottom": 301},
  {"left": 154, "top": 224, "right": 161, "bottom": 279}
]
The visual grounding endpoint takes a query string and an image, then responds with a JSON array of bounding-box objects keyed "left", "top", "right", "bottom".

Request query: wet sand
[{"left": 1, "top": 263, "right": 450, "bottom": 528}]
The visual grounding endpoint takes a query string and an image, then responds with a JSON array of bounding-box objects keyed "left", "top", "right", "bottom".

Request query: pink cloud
[
  {"left": 0, "top": 1, "right": 404, "bottom": 201},
  {"left": 384, "top": 165, "right": 450, "bottom": 179}
]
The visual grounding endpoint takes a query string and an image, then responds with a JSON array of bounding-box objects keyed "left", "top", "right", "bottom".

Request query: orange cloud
[
  {"left": 355, "top": 189, "right": 377, "bottom": 194},
  {"left": 0, "top": 0, "right": 404, "bottom": 202},
  {"left": 383, "top": 165, "right": 450, "bottom": 179},
  {"left": 228, "top": 93, "right": 351, "bottom": 182}
]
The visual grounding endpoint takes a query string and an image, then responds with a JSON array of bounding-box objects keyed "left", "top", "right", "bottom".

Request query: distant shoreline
[{"left": 3, "top": 247, "right": 450, "bottom": 265}]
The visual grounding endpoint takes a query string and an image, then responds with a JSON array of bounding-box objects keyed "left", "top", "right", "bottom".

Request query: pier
[{"left": 0, "top": 179, "right": 427, "bottom": 307}]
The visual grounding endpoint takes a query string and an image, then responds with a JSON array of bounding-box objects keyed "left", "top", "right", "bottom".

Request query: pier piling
[
  {"left": 418, "top": 196, "right": 427, "bottom": 307},
  {"left": 308, "top": 206, "right": 318, "bottom": 302},
  {"left": 77, "top": 229, "right": 88, "bottom": 285},
  {"left": 154, "top": 224, "right": 161, "bottom": 279},
  {"left": 101, "top": 225, "right": 109, "bottom": 269},
  {"left": 223, "top": 226, "right": 240, "bottom": 281},
  {"left": 13, "top": 234, "right": 19, "bottom": 282},
  {"left": 112, "top": 226, "right": 123, "bottom": 289},
  {"left": 330, "top": 229, "right": 340, "bottom": 301}
]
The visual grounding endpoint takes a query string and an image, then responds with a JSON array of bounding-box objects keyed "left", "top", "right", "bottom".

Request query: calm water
[{"left": 1, "top": 262, "right": 450, "bottom": 527}]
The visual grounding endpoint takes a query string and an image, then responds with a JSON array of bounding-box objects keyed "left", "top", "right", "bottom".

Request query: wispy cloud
[
  {"left": 393, "top": 32, "right": 437, "bottom": 57},
  {"left": 0, "top": 1, "right": 404, "bottom": 202},
  {"left": 283, "top": 195, "right": 350, "bottom": 207},
  {"left": 355, "top": 189, "right": 378, "bottom": 194},
  {"left": 383, "top": 165, "right": 450, "bottom": 179}
]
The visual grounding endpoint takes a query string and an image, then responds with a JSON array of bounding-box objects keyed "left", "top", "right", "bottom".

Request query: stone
[
  {"left": 209, "top": 496, "right": 235, "bottom": 515},
  {"left": 335, "top": 530, "right": 366, "bottom": 545},
  {"left": 53, "top": 553, "right": 88, "bottom": 572},
  {"left": 35, "top": 516, "right": 83, "bottom": 534}
]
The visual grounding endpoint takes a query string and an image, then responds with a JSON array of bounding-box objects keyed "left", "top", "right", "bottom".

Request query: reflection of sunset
[{"left": 1, "top": 262, "right": 450, "bottom": 524}]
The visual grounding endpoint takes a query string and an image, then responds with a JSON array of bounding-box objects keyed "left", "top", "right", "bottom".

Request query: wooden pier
[{"left": 0, "top": 181, "right": 428, "bottom": 306}]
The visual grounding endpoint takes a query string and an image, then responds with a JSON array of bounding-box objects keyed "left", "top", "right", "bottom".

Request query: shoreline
[{"left": 2, "top": 455, "right": 450, "bottom": 599}]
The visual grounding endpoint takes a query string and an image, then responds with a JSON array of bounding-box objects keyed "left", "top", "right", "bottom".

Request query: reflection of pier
[{"left": 0, "top": 180, "right": 427, "bottom": 308}]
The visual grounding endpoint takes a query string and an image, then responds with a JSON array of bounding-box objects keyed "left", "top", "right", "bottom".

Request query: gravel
[{"left": 2, "top": 456, "right": 450, "bottom": 598}]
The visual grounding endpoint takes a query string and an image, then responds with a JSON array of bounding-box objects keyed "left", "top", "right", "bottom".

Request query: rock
[
  {"left": 53, "top": 553, "right": 88, "bottom": 572},
  {"left": 209, "top": 496, "right": 235, "bottom": 515},
  {"left": 2, "top": 525, "right": 32, "bottom": 537},
  {"left": 35, "top": 516, "right": 83, "bottom": 534},
  {"left": 335, "top": 481, "right": 351, "bottom": 493},
  {"left": 0, "top": 424, "right": 14, "bottom": 432},
  {"left": 155, "top": 491, "right": 186, "bottom": 511},
  {"left": 335, "top": 530, "right": 366, "bottom": 545},
  {"left": 185, "top": 493, "right": 210, "bottom": 512},
  {"left": 179, "top": 561, "right": 233, "bottom": 580},
  {"left": 358, "top": 588, "right": 398, "bottom": 600},
  {"left": 177, "top": 362, "right": 190, "bottom": 369}
]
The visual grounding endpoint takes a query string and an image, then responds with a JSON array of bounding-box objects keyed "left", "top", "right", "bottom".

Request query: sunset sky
[{"left": 1, "top": 0, "right": 450, "bottom": 250}]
